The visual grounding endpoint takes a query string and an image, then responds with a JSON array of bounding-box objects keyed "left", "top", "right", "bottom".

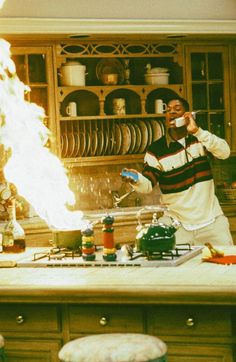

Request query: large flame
[{"left": 0, "top": 39, "right": 87, "bottom": 230}]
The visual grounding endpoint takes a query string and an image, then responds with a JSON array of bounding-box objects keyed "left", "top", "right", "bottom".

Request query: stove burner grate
[
  {"left": 130, "top": 243, "right": 192, "bottom": 261},
  {"left": 33, "top": 247, "right": 82, "bottom": 261}
]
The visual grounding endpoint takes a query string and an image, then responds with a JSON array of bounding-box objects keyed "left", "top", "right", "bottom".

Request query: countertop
[{"left": 0, "top": 246, "right": 236, "bottom": 306}]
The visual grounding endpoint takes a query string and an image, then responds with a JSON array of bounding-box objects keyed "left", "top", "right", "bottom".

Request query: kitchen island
[{"left": 0, "top": 246, "right": 236, "bottom": 361}]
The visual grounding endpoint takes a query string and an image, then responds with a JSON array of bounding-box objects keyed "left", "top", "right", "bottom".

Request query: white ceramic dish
[
  {"left": 132, "top": 123, "right": 142, "bottom": 154},
  {"left": 119, "top": 123, "right": 131, "bottom": 155},
  {"left": 113, "top": 123, "right": 122, "bottom": 155},
  {"left": 138, "top": 120, "right": 149, "bottom": 153}
]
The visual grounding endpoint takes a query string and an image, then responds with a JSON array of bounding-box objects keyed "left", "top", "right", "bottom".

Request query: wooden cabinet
[
  {"left": 185, "top": 45, "right": 232, "bottom": 150},
  {"left": 0, "top": 302, "right": 236, "bottom": 362},
  {"left": 54, "top": 41, "right": 185, "bottom": 166},
  {"left": 11, "top": 46, "right": 57, "bottom": 153},
  {"left": 147, "top": 305, "right": 235, "bottom": 362},
  {"left": 0, "top": 304, "right": 62, "bottom": 362},
  {"left": 68, "top": 304, "right": 144, "bottom": 337}
]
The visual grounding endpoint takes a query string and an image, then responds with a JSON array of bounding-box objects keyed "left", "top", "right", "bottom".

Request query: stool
[
  {"left": 0, "top": 335, "right": 6, "bottom": 362},
  {"left": 59, "top": 333, "right": 167, "bottom": 362}
]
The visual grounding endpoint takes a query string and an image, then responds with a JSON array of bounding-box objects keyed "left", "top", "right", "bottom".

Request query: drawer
[
  {"left": 0, "top": 304, "right": 60, "bottom": 333},
  {"left": 68, "top": 304, "right": 144, "bottom": 334},
  {"left": 147, "top": 306, "right": 232, "bottom": 337}
]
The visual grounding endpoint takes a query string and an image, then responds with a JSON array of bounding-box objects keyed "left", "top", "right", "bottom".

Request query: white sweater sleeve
[
  {"left": 131, "top": 172, "right": 153, "bottom": 194},
  {"left": 193, "top": 127, "right": 230, "bottom": 159}
]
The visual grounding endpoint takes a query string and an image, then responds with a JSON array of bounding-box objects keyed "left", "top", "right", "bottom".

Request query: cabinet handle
[
  {"left": 227, "top": 121, "right": 232, "bottom": 127},
  {"left": 16, "top": 315, "right": 25, "bottom": 324},
  {"left": 186, "top": 317, "right": 195, "bottom": 327},
  {"left": 99, "top": 316, "right": 108, "bottom": 326}
]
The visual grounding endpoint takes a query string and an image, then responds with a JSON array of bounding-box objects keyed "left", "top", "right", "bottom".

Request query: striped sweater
[{"left": 133, "top": 128, "right": 230, "bottom": 226}]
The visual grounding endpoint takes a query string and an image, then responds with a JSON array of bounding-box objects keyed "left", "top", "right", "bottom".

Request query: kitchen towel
[{"left": 203, "top": 255, "right": 236, "bottom": 265}]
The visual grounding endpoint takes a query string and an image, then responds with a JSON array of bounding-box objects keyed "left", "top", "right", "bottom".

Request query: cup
[
  {"left": 155, "top": 99, "right": 167, "bottom": 114},
  {"left": 66, "top": 102, "right": 77, "bottom": 117},
  {"left": 113, "top": 98, "right": 126, "bottom": 115}
]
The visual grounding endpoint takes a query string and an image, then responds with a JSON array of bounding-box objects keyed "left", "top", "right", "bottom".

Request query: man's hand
[
  {"left": 120, "top": 168, "right": 139, "bottom": 184},
  {"left": 184, "top": 112, "right": 199, "bottom": 134}
]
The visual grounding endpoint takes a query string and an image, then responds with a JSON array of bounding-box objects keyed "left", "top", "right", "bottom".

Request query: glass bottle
[{"left": 2, "top": 199, "right": 26, "bottom": 253}]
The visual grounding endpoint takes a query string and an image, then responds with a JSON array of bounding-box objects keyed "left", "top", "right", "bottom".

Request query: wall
[{"left": 0, "top": 0, "right": 236, "bottom": 20}]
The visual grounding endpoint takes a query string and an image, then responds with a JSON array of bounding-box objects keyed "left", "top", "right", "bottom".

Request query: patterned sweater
[{"left": 133, "top": 127, "right": 230, "bottom": 226}]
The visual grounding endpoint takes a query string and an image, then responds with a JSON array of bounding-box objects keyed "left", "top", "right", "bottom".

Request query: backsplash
[
  {"left": 68, "top": 162, "right": 161, "bottom": 211},
  {"left": 67, "top": 155, "right": 236, "bottom": 212}
]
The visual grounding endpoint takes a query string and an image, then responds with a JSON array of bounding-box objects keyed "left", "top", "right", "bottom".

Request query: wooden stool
[
  {"left": 59, "top": 333, "right": 167, "bottom": 362},
  {"left": 0, "top": 335, "right": 6, "bottom": 362}
]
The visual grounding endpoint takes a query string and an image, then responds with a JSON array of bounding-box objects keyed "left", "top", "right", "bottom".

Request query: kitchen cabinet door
[
  {"left": 185, "top": 45, "right": 232, "bottom": 150},
  {"left": 167, "top": 343, "right": 234, "bottom": 362},
  {"left": 4, "top": 339, "right": 61, "bottom": 362},
  {"left": 11, "top": 46, "right": 57, "bottom": 154},
  {"left": 229, "top": 44, "right": 236, "bottom": 154}
]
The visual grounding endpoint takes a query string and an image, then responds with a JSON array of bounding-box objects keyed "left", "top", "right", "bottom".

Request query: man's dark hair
[{"left": 167, "top": 97, "right": 190, "bottom": 111}]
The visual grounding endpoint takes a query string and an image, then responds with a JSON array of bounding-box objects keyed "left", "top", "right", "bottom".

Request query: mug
[
  {"left": 113, "top": 98, "right": 126, "bottom": 115},
  {"left": 66, "top": 102, "right": 77, "bottom": 117},
  {"left": 155, "top": 99, "right": 167, "bottom": 114}
]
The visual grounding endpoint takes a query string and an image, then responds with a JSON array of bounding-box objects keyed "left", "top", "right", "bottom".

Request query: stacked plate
[{"left": 60, "top": 119, "right": 165, "bottom": 158}]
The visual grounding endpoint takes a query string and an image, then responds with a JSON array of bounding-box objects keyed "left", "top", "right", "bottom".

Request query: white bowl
[
  {"left": 144, "top": 73, "right": 169, "bottom": 85},
  {"left": 146, "top": 67, "right": 168, "bottom": 74}
]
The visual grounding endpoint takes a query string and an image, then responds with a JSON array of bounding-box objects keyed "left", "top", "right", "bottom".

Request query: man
[{"left": 122, "top": 97, "right": 233, "bottom": 246}]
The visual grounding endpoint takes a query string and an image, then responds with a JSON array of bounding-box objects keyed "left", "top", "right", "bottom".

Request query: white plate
[
  {"left": 67, "top": 132, "right": 75, "bottom": 158},
  {"left": 103, "top": 126, "right": 110, "bottom": 155},
  {"left": 60, "top": 134, "right": 64, "bottom": 157},
  {"left": 96, "top": 129, "right": 104, "bottom": 156},
  {"left": 84, "top": 131, "right": 91, "bottom": 157},
  {"left": 113, "top": 123, "right": 122, "bottom": 155},
  {"left": 73, "top": 125, "right": 80, "bottom": 157},
  {"left": 137, "top": 120, "right": 149, "bottom": 154},
  {"left": 119, "top": 123, "right": 131, "bottom": 155},
  {"left": 63, "top": 133, "right": 69, "bottom": 157},
  {"left": 150, "top": 119, "right": 164, "bottom": 142},
  {"left": 144, "top": 120, "right": 153, "bottom": 147},
  {"left": 107, "top": 123, "right": 115, "bottom": 155},
  {"left": 127, "top": 122, "right": 136, "bottom": 154},
  {"left": 132, "top": 123, "right": 142, "bottom": 154},
  {"left": 90, "top": 129, "right": 98, "bottom": 156},
  {"left": 78, "top": 124, "right": 86, "bottom": 157}
]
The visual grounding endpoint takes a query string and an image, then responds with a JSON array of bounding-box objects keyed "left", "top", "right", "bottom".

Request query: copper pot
[
  {"left": 101, "top": 73, "right": 118, "bottom": 85},
  {"left": 51, "top": 229, "right": 82, "bottom": 250}
]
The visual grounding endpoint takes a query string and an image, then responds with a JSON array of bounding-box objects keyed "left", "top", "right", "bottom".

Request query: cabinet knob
[
  {"left": 186, "top": 317, "right": 195, "bottom": 327},
  {"left": 99, "top": 316, "right": 108, "bottom": 326},
  {"left": 16, "top": 315, "right": 25, "bottom": 324},
  {"left": 227, "top": 121, "right": 232, "bottom": 127}
]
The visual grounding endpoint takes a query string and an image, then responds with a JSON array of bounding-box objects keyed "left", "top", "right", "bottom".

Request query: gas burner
[
  {"left": 33, "top": 247, "right": 82, "bottom": 261},
  {"left": 129, "top": 243, "right": 192, "bottom": 261},
  {"left": 22, "top": 245, "right": 203, "bottom": 268}
]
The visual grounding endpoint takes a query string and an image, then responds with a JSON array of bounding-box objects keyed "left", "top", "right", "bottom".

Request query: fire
[{"left": 0, "top": 39, "right": 87, "bottom": 230}]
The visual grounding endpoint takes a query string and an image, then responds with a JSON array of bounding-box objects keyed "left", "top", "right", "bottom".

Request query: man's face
[{"left": 165, "top": 99, "right": 185, "bottom": 129}]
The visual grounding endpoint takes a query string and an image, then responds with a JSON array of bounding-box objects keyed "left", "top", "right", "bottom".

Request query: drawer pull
[
  {"left": 186, "top": 317, "right": 195, "bottom": 327},
  {"left": 99, "top": 316, "right": 108, "bottom": 326},
  {"left": 16, "top": 315, "right": 25, "bottom": 325}
]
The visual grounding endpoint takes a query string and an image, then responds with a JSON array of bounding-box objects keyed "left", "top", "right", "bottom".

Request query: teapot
[{"left": 136, "top": 210, "right": 181, "bottom": 254}]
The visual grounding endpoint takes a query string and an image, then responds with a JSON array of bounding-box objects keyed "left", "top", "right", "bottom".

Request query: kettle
[{"left": 136, "top": 211, "right": 181, "bottom": 254}]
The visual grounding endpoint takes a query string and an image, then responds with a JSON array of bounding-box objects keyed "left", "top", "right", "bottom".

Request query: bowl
[
  {"left": 144, "top": 73, "right": 169, "bottom": 85},
  {"left": 146, "top": 67, "right": 168, "bottom": 74}
]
